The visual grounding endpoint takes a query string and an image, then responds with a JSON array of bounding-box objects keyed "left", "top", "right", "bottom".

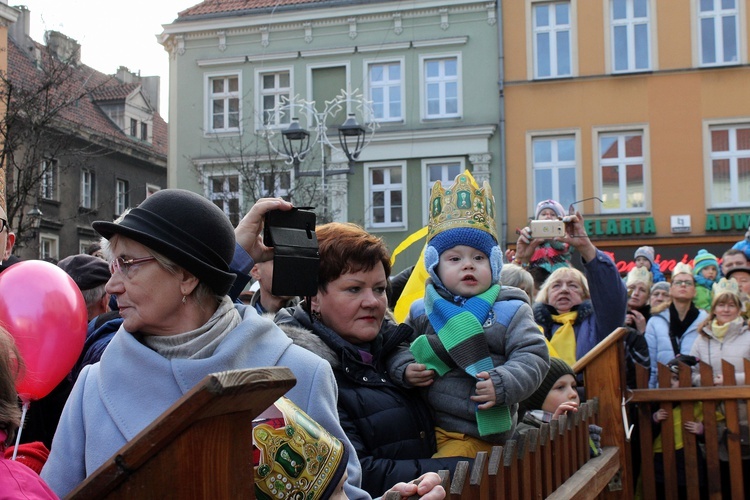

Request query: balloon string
[{"left": 12, "top": 400, "right": 29, "bottom": 460}]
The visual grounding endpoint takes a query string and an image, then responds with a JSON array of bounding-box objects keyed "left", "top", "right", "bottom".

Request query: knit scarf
[
  {"left": 710, "top": 316, "right": 743, "bottom": 342},
  {"left": 410, "top": 283, "right": 510, "bottom": 436},
  {"left": 550, "top": 311, "right": 578, "bottom": 366},
  {"left": 144, "top": 296, "right": 241, "bottom": 360}
]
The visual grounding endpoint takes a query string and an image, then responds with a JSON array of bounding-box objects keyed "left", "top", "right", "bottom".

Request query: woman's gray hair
[{"left": 535, "top": 266, "right": 590, "bottom": 304}]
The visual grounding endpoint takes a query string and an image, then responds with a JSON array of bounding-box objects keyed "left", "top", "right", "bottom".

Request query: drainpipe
[{"left": 496, "top": 0, "right": 508, "bottom": 251}]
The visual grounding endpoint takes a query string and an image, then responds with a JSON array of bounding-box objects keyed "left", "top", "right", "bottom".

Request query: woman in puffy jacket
[{"left": 274, "top": 222, "right": 466, "bottom": 497}]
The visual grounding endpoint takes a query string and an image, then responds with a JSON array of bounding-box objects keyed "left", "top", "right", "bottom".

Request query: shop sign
[
  {"left": 705, "top": 213, "right": 750, "bottom": 232},
  {"left": 584, "top": 217, "right": 656, "bottom": 237}
]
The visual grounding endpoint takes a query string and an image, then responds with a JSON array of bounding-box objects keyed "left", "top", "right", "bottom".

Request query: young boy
[
  {"left": 634, "top": 245, "right": 666, "bottom": 283},
  {"left": 692, "top": 249, "right": 720, "bottom": 311},
  {"left": 388, "top": 171, "right": 549, "bottom": 458},
  {"left": 515, "top": 357, "right": 602, "bottom": 457}
]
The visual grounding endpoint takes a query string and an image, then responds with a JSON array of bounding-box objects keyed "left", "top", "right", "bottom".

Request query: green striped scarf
[{"left": 410, "top": 283, "right": 511, "bottom": 436}]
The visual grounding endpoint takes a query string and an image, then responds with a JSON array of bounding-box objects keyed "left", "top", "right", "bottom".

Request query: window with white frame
[
  {"left": 81, "top": 168, "right": 95, "bottom": 209},
  {"left": 709, "top": 124, "right": 750, "bottom": 207},
  {"left": 423, "top": 160, "right": 463, "bottom": 223},
  {"left": 146, "top": 184, "right": 160, "bottom": 198},
  {"left": 207, "top": 74, "right": 240, "bottom": 133},
  {"left": 533, "top": 1, "right": 572, "bottom": 78},
  {"left": 40, "top": 234, "right": 58, "bottom": 261},
  {"left": 366, "top": 164, "right": 405, "bottom": 228},
  {"left": 115, "top": 179, "right": 129, "bottom": 215},
  {"left": 699, "top": 0, "right": 739, "bottom": 66},
  {"left": 40, "top": 159, "right": 58, "bottom": 200},
  {"left": 261, "top": 170, "right": 291, "bottom": 201},
  {"left": 611, "top": 0, "right": 651, "bottom": 72},
  {"left": 598, "top": 132, "right": 645, "bottom": 212},
  {"left": 259, "top": 70, "right": 291, "bottom": 127},
  {"left": 422, "top": 56, "right": 461, "bottom": 119},
  {"left": 209, "top": 174, "right": 241, "bottom": 226},
  {"left": 532, "top": 136, "right": 577, "bottom": 211},
  {"left": 367, "top": 61, "right": 402, "bottom": 122}
]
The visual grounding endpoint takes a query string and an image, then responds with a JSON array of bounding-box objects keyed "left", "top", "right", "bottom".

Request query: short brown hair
[
  {"left": 315, "top": 222, "right": 391, "bottom": 291},
  {"left": 0, "top": 327, "right": 23, "bottom": 446}
]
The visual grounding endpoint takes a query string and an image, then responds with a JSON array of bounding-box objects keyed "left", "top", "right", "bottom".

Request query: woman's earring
[
  {"left": 182, "top": 295, "right": 187, "bottom": 305},
  {"left": 311, "top": 309, "right": 321, "bottom": 321}
]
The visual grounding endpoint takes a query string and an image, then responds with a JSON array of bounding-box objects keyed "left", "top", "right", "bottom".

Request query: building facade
[
  {"left": 6, "top": 8, "right": 167, "bottom": 261},
  {"left": 160, "top": 0, "right": 503, "bottom": 270},
  {"left": 502, "top": 0, "right": 750, "bottom": 272}
]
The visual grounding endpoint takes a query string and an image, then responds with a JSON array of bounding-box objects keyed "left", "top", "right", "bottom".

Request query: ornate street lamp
[
  {"left": 337, "top": 113, "right": 367, "bottom": 169},
  {"left": 26, "top": 203, "right": 43, "bottom": 255}
]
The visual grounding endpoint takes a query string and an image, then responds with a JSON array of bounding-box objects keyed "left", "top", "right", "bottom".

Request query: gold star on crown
[{"left": 427, "top": 170, "right": 498, "bottom": 243}]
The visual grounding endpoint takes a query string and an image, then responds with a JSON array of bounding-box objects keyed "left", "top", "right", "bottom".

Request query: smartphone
[{"left": 529, "top": 219, "right": 565, "bottom": 239}]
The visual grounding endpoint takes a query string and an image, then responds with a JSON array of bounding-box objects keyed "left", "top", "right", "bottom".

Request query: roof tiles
[{"left": 177, "top": 0, "right": 328, "bottom": 18}]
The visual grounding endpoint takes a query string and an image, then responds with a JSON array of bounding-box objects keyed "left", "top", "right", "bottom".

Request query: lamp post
[
  {"left": 26, "top": 203, "right": 43, "bottom": 257},
  {"left": 264, "top": 90, "right": 376, "bottom": 221}
]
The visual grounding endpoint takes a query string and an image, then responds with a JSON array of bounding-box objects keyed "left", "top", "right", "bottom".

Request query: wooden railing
[
  {"left": 630, "top": 359, "right": 750, "bottom": 500},
  {"left": 391, "top": 328, "right": 630, "bottom": 500}
]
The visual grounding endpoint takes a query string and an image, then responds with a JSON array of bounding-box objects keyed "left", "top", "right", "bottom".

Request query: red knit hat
[{"left": 4, "top": 441, "right": 50, "bottom": 474}]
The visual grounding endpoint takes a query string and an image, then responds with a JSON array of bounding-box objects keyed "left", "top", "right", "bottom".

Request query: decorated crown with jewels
[
  {"left": 253, "top": 397, "right": 348, "bottom": 500},
  {"left": 427, "top": 170, "right": 498, "bottom": 243},
  {"left": 713, "top": 277, "right": 740, "bottom": 297}
]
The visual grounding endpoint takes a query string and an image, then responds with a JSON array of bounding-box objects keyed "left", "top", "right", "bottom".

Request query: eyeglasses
[
  {"left": 109, "top": 256, "right": 157, "bottom": 278},
  {"left": 0, "top": 218, "right": 8, "bottom": 233},
  {"left": 672, "top": 280, "right": 695, "bottom": 287}
]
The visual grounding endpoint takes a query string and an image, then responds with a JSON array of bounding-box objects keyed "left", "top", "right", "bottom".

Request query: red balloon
[{"left": 0, "top": 260, "right": 87, "bottom": 401}]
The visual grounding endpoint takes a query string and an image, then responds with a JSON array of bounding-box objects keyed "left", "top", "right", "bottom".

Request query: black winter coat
[{"left": 274, "top": 306, "right": 467, "bottom": 497}]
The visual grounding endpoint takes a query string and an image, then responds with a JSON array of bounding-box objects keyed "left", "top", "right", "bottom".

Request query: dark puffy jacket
[{"left": 274, "top": 306, "right": 467, "bottom": 497}]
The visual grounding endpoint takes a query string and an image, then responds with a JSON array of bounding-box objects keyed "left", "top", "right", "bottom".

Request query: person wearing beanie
[
  {"left": 692, "top": 249, "right": 720, "bottom": 311},
  {"left": 0, "top": 327, "right": 58, "bottom": 499},
  {"left": 514, "top": 357, "right": 602, "bottom": 457},
  {"left": 388, "top": 171, "right": 549, "bottom": 458},
  {"left": 650, "top": 281, "right": 671, "bottom": 309},
  {"left": 41, "top": 190, "right": 374, "bottom": 499},
  {"left": 510, "top": 199, "right": 573, "bottom": 279},
  {"left": 644, "top": 262, "right": 707, "bottom": 388},
  {"left": 634, "top": 245, "right": 666, "bottom": 283}
]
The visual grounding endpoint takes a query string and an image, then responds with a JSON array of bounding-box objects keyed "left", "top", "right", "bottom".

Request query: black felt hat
[
  {"left": 92, "top": 189, "right": 236, "bottom": 296},
  {"left": 58, "top": 254, "right": 110, "bottom": 291}
]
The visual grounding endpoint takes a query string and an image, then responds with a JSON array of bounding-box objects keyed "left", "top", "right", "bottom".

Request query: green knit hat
[{"left": 693, "top": 249, "right": 718, "bottom": 276}]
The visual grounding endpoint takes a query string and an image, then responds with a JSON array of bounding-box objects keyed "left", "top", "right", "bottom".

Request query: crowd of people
[{"left": 0, "top": 174, "right": 748, "bottom": 498}]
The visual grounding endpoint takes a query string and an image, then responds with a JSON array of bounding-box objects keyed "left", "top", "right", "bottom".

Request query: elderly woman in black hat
[{"left": 40, "top": 190, "right": 444, "bottom": 500}]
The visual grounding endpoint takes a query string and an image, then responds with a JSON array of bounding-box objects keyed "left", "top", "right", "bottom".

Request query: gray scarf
[{"left": 144, "top": 296, "right": 241, "bottom": 360}]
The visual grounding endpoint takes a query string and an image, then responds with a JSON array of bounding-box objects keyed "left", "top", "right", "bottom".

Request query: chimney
[
  {"left": 9, "top": 5, "right": 30, "bottom": 45},
  {"left": 45, "top": 30, "right": 80, "bottom": 65}
]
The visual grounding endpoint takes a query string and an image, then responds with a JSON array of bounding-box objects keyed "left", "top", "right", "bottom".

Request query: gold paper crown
[
  {"left": 427, "top": 170, "right": 498, "bottom": 243},
  {"left": 253, "top": 397, "right": 346, "bottom": 500},
  {"left": 626, "top": 266, "right": 653, "bottom": 288},
  {"left": 713, "top": 277, "right": 740, "bottom": 297}
]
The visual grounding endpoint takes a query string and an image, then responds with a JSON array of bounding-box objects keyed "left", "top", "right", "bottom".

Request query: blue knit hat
[
  {"left": 692, "top": 249, "right": 718, "bottom": 277},
  {"left": 425, "top": 227, "right": 503, "bottom": 290}
]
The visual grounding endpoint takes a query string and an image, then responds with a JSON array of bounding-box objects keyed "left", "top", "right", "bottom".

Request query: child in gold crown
[{"left": 387, "top": 172, "right": 549, "bottom": 458}]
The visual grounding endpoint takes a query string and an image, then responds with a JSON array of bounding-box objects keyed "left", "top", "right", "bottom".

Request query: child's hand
[
  {"left": 653, "top": 409, "right": 668, "bottom": 423},
  {"left": 552, "top": 401, "right": 579, "bottom": 419},
  {"left": 471, "top": 372, "right": 497, "bottom": 410},
  {"left": 684, "top": 421, "right": 704, "bottom": 435},
  {"left": 405, "top": 363, "right": 435, "bottom": 387}
]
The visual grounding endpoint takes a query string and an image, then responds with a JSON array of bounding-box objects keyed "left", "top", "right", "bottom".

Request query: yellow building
[{"left": 502, "top": 0, "right": 750, "bottom": 273}]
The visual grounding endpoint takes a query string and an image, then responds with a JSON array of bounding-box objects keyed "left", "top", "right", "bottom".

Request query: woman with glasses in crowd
[
  {"left": 41, "top": 189, "right": 444, "bottom": 500},
  {"left": 645, "top": 262, "right": 707, "bottom": 388}
]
